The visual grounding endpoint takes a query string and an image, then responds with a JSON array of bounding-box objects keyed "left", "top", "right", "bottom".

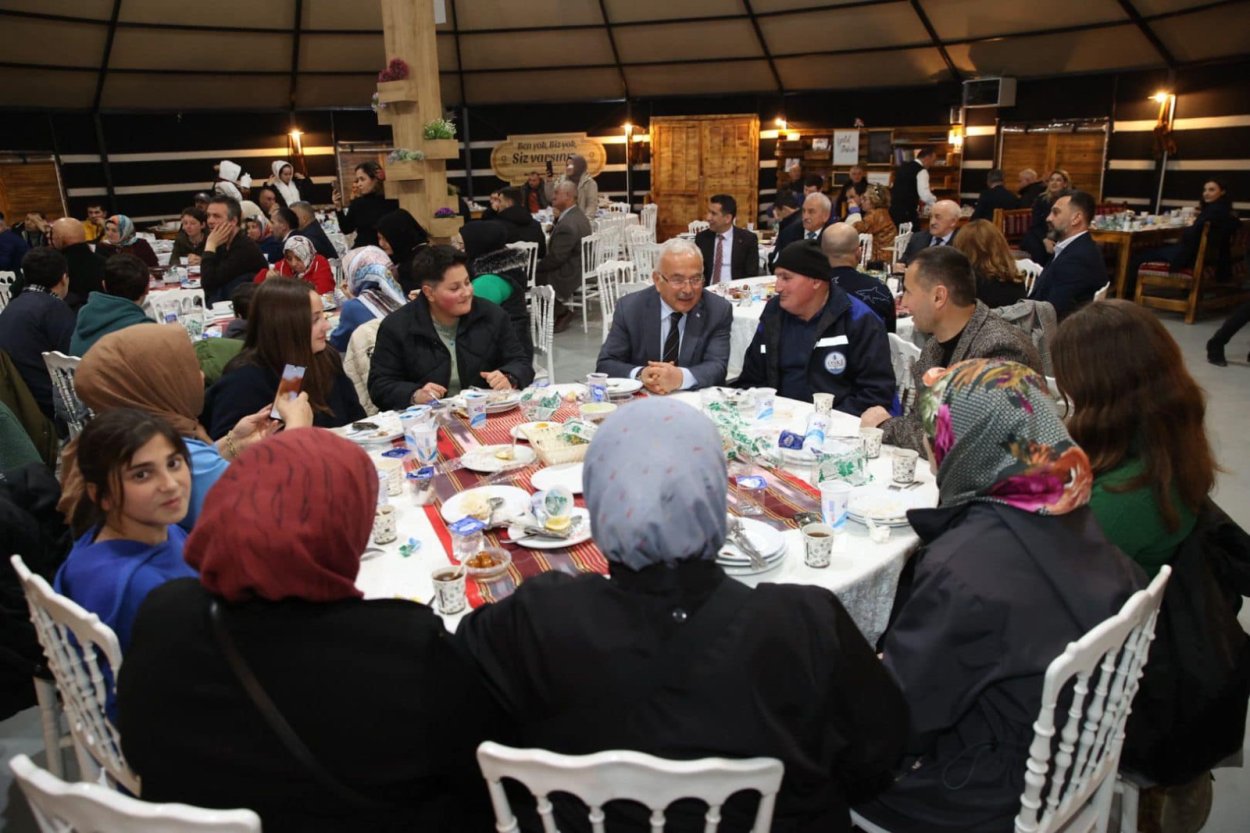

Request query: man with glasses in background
[{"left": 596, "top": 238, "right": 733, "bottom": 393}]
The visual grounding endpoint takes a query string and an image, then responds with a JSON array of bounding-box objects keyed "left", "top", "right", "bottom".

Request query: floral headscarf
[
  {"left": 342, "top": 245, "right": 405, "bottom": 318},
  {"left": 106, "top": 214, "right": 136, "bottom": 246},
  {"left": 247, "top": 212, "right": 271, "bottom": 240},
  {"left": 282, "top": 235, "right": 317, "bottom": 275},
  {"left": 917, "top": 358, "right": 1091, "bottom": 515}
]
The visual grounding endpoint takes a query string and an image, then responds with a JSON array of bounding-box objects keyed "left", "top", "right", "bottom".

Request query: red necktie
[{"left": 713, "top": 234, "right": 725, "bottom": 282}]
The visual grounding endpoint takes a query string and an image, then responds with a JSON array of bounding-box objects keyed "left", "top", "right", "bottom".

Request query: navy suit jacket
[
  {"left": 768, "top": 213, "right": 806, "bottom": 271},
  {"left": 595, "top": 287, "right": 733, "bottom": 390},
  {"left": 1029, "top": 232, "right": 1107, "bottom": 320},
  {"left": 899, "top": 227, "right": 958, "bottom": 265},
  {"left": 696, "top": 226, "right": 760, "bottom": 284}
]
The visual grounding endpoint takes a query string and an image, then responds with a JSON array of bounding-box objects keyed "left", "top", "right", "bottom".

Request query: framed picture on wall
[
  {"left": 811, "top": 137, "right": 831, "bottom": 153},
  {"left": 784, "top": 158, "right": 802, "bottom": 175},
  {"left": 867, "top": 131, "right": 892, "bottom": 164}
]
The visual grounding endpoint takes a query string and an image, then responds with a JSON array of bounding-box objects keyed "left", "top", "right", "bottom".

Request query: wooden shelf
[
  {"left": 376, "top": 79, "right": 420, "bottom": 104},
  {"left": 429, "top": 216, "right": 463, "bottom": 238},
  {"left": 386, "top": 160, "right": 425, "bottom": 181},
  {"left": 420, "top": 139, "right": 460, "bottom": 160}
]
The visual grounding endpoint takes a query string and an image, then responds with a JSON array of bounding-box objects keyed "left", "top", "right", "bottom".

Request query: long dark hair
[
  {"left": 72, "top": 409, "right": 189, "bottom": 537},
  {"left": 225, "top": 278, "right": 341, "bottom": 414},
  {"left": 1053, "top": 300, "right": 1215, "bottom": 532}
]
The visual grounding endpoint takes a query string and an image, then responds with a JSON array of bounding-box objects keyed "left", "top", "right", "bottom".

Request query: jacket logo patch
[{"left": 824, "top": 350, "right": 847, "bottom": 375}]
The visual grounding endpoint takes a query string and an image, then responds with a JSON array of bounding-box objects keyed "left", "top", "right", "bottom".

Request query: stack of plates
[
  {"left": 716, "top": 516, "right": 787, "bottom": 576},
  {"left": 847, "top": 486, "right": 925, "bottom": 527}
]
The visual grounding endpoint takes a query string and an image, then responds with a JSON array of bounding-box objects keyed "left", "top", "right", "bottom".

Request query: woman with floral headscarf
[
  {"left": 329, "top": 245, "right": 406, "bottom": 352},
  {"left": 853, "top": 358, "right": 1144, "bottom": 833},
  {"left": 97, "top": 214, "right": 158, "bottom": 268},
  {"left": 118, "top": 428, "right": 502, "bottom": 832},
  {"left": 459, "top": 397, "right": 908, "bottom": 833},
  {"left": 252, "top": 234, "right": 335, "bottom": 294}
]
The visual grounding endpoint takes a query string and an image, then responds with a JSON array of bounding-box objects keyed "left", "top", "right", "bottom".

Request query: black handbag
[{"left": 1121, "top": 501, "right": 1250, "bottom": 786}]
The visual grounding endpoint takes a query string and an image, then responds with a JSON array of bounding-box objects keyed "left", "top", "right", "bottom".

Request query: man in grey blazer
[
  {"left": 536, "top": 180, "right": 592, "bottom": 332},
  {"left": 596, "top": 238, "right": 733, "bottom": 393}
]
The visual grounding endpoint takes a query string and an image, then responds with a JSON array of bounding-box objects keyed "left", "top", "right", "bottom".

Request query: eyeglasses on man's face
[{"left": 657, "top": 273, "right": 702, "bottom": 288}]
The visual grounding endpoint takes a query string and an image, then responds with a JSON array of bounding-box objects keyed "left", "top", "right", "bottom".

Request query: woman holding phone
[
  {"left": 204, "top": 278, "right": 364, "bottom": 439},
  {"left": 333, "top": 161, "right": 398, "bottom": 248}
]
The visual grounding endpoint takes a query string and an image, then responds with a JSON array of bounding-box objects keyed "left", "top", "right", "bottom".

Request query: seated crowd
[{"left": 0, "top": 155, "right": 1244, "bottom": 833}]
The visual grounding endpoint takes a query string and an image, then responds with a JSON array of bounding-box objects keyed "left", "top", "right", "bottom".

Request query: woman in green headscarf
[{"left": 854, "top": 358, "right": 1144, "bottom": 833}]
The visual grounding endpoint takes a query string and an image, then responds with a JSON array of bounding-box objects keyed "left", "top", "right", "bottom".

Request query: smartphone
[
  {"left": 545, "top": 160, "right": 554, "bottom": 177},
  {"left": 270, "top": 364, "right": 306, "bottom": 420}
]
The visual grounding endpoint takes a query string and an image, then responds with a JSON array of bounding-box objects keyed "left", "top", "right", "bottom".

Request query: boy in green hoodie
[{"left": 70, "top": 253, "right": 153, "bottom": 356}]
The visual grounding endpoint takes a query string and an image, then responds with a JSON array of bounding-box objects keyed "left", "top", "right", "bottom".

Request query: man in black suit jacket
[
  {"left": 775, "top": 191, "right": 835, "bottom": 272},
  {"left": 695, "top": 194, "right": 760, "bottom": 285},
  {"left": 596, "top": 238, "right": 733, "bottom": 392},
  {"left": 768, "top": 190, "right": 803, "bottom": 271},
  {"left": 897, "top": 200, "right": 961, "bottom": 268},
  {"left": 1017, "top": 169, "right": 1046, "bottom": 208},
  {"left": 971, "top": 169, "right": 1021, "bottom": 221},
  {"left": 1029, "top": 191, "right": 1108, "bottom": 321}
]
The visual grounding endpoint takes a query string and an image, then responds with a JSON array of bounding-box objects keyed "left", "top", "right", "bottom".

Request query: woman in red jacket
[{"left": 253, "top": 235, "right": 334, "bottom": 294}]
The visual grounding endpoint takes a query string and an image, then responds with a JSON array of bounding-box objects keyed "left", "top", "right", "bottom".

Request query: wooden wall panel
[
  {"left": 1000, "top": 131, "right": 1106, "bottom": 198},
  {"left": 650, "top": 114, "right": 758, "bottom": 242},
  {"left": 0, "top": 160, "right": 65, "bottom": 223}
]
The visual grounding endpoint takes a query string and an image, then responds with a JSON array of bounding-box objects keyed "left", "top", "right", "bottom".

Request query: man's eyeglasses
[{"left": 658, "top": 273, "right": 702, "bottom": 289}]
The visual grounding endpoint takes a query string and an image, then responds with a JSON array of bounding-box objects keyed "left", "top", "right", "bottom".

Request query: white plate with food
[
  {"left": 548, "top": 383, "right": 587, "bottom": 401},
  {"left": 604, "top": 377, "right": 643, "bottom": 398},
  {"left": 460, "top": 444, "right": 537, "bottom": 473},
  {"left": 510, "top": 420, "right": 559, "bottom": 441},
  {"left": 332, "top": 416, "right": 403, "bottom": 445},
  {"left": 441, "top": 486, "right": 530, "bottom": 524},
  {"left": 531, "top": 462, "right": 584, "bottom": 495},
  {"left": 507, "top": 507, "right": 593, "bottom": 549},
  {"left": 716, "top": 516, "right": 787, "bottom": 566},
  {"left": 847, "top": 486, "right": 927, "bottom": 527}
]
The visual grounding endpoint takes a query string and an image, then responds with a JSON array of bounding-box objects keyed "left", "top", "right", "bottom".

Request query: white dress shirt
[
  {"left": 1052, "top": 229, "right": 1088, "bottom": 258},
  {"left": 917, "top": 168, "right": 937, "bottom": 206}
]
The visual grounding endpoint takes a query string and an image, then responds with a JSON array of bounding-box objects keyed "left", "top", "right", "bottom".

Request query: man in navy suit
[
  {"left": 695, "top": 194, "right": 760, "bottom": 285},
  {"left": 596, "top": 238, "right": 733, "bottom": 392},
  {"left": 1029, "top": 191, "right": 1108, "bottom": 320},
  {"left": 897, "top": 199, "right": 961, "bottom": 267}
]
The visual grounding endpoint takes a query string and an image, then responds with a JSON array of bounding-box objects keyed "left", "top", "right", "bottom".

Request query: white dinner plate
[
  {"left": 716, "top": 517, "right": 786, "bottom": 566},
  {"left": 531, "top": 462, "right": 584, "bottom": 495},
  {"left": 441, "top": 486, "right": 530, "bottom": 524},
  {"left": 330, "top": 414, "right": 403, "bottom": 446},
  {"left": 510, "top": 421, "right": 559, "bottom": 441},
  {"left": 508, "top": 508, "right": 593, "bottom": 549},
  {"left": 449, "top": 393, "right": 522, "bottom": 415},
  {"left": 847, "top": 485, "right": 927, "bottom": 527},
  {"left": 460, "top": 444, "right": 537, "bottom": 473},
  {"left": 605, "top": 377, "right": 643, "bottom": 398}
]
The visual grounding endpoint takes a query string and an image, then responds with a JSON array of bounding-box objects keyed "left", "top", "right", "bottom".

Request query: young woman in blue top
[{"left": 55, "top": 409, "right": 197, "bottom": 652}]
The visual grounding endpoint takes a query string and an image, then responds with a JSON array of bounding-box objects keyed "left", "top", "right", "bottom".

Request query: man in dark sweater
[
  {"left": 49, "top": 217, "right": 105, "bottom": 311},
  {"left": 202, "top": 195, "right": 267, "bottom": 304},
  {"left": 290, "top": 201, "right": 340, "bottom": 261},
  {"left": 0, "top": 248, "right": 75, "bottom": 420},
  {"left": 971, "top": 168, "right": 1021, "bottom": 221},
  {"left": 821, "top": 222, "right": 896, "bottom": 332},
  {"left": 495, "top": 187, "right": 547, "bottom": 258},
  {"left": 0, "top": 211, "right": 30, "bottom": 273}
]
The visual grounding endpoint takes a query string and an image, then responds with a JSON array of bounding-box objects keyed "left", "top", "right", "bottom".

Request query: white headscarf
[
  {"left": 215, "top": 159, "right": 246, "bottom": 200},
  {"left": 270, "top": 159, "right": 301, "bottom": 207},
  {"left": 583, "top": 398, "right": 728, "bottom": 571},
  {"left": 282, "top": 235, "right": 317, "bottom": 276},
  {"left": 343, "top": 245, "right": 405, "bottom": 319}
]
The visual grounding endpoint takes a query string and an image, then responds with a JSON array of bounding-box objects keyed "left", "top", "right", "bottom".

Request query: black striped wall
[{"left": 3, "top": 60, "right": 1247, "bottom": 223}]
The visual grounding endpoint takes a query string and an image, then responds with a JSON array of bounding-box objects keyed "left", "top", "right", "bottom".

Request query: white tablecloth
[{"left": 354, "top": 393, "right": 935, "bottom": 645}]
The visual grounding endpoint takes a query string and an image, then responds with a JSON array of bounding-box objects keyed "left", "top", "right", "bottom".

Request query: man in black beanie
[{"left": 737, "top": 239, "right": 896, "bottom": 414}]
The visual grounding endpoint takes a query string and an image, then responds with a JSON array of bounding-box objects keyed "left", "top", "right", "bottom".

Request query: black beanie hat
[{"left": 773, "top": 238, "right": 832, "bottom": 281}]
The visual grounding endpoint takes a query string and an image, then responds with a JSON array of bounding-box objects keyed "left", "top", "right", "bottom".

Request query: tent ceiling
[{"left": 0, "top": 0, "right": 1245, "bottom": 110}]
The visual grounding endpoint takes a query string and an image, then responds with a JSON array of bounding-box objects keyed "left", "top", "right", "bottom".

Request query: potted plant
[
  {"left": 422, "top": 117, "right": 460, "bottom": 159},
  {"left": 376, "top": 58, "right": 418, "bottom": 103},
  {"left": 386, "top": 148, "right": 426, "bottom": 181},
  {"left": 429, "top": 206, "right": 462, "bottom": 238}
]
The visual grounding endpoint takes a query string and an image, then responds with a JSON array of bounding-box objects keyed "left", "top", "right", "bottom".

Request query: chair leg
[
  {"left": 33, "top": 676, "right": 65, "bottom": 779},
  {"left": 1116, "top": 777, "right": 1139, "bottom": 833}
]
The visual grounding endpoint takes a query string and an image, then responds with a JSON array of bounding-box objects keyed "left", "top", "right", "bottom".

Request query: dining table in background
[
  {"left": 355, "top": 388, "right": 937, "bottom": 646},
  {"left": 1090, "top": 219, "right": 1187, "bottom": 299}
]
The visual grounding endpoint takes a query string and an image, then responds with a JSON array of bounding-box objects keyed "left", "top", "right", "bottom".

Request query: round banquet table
[{"left": 354, "top": 389, "right": 936, "bottom": 646}]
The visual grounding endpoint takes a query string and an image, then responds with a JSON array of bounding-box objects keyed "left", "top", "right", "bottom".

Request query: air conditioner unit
[{"left": 963, "top": 77, "right": 1017, "bottom": 109}]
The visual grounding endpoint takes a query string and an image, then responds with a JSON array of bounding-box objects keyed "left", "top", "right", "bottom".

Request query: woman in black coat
[
  {"left": 375, "top": 209, "right": 429, "bottom": 296},
  {"left": 118, "top": 428, "right": 502, "bottom": 833},
  {"left": 1131, "top": 179, "right": 1238, "bottom": 293},
  {"left": 457, "top": 396, "right": 909, "bottom": 833},
  {"left": 332, "top": 161, "right": 399, "bottom": 249},
  {"left": 367, "top": 245, "right": 534, "bottom": 410},
  {"left": 461, "top": 220, "right": 533, "bottom": 362},
  {"left": 1018, "top": 169, "right": 1071, "bottom": 264},
  {"left": 853, "top": 359, "right": 1144, "bottom": 833}
]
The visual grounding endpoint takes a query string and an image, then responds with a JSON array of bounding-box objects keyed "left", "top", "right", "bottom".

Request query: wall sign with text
[{"left": 490, "top": 133, "right": 607, "bottom": 184}]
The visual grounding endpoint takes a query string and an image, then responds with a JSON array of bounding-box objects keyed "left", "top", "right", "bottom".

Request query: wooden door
[
  {"left": 1000, "top": 128, "right": 1106, "bottom": 199},
  {"left": 650, "top": 115, "right": 759, "bottom": 242}
]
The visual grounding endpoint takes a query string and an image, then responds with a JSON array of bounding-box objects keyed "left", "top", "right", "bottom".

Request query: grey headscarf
[
  {"left": 567, "top": 154, "right": 588, "bottom": 181},
  {"left": 584, "top": 398, "right": 727, "bottom": 570}
]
